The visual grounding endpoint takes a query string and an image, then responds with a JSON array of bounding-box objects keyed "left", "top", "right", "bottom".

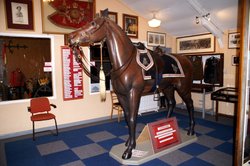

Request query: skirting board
[{"left": 109, "top": 129, "right": 197, "bottom": 165}]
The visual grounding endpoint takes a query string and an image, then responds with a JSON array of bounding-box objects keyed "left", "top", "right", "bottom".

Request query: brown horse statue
[{"left": 68, "top": 10, "right": 195, "bottom": 160}]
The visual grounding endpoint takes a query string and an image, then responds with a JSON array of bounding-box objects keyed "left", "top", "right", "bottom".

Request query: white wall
[
  {"left": 0, "top": 0, "right": 238, "bottom": 139},
  {"left": 0, "top": 0, "right": 172, "bottom": 139}
]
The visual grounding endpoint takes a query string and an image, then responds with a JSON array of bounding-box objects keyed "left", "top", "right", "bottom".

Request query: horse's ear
[{"left": 101, "top": 8, "right": 109, "bottom": 18}]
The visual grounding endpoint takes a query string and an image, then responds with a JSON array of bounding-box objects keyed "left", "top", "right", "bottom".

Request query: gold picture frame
[
  {"left": 147, "top": 31, "right": 166, "bottom": 47},
  {"left": 176, "top": 34, "right": 215, "bottom": 54},
  {"left": 123, "top": 14, "right": 138, "bottom": 38}
]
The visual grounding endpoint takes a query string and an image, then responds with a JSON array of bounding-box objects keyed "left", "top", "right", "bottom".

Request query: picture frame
[
  {"left": 123, "top": 14, "right": 138, "bottom": 38},
  {"left": 176, "top": 34, "right": 215, "bottom": 54},
  {"left": 232, "top": 55, "right": 240, "bottom": 66},
  {"left": 147, "top": 31, "right": 166, "bottom": 47},
  {"left": 41, "top": 0, "right": 95, "bottom": 34},
  {"left": 228, "top": 32, "right": 240, "bottom": 49},
  {"left": 5, "top": 0, "right": 34, "bottom": 30},
  {"left": 101, "top": 10, "right": 117, "bottom": 24}
]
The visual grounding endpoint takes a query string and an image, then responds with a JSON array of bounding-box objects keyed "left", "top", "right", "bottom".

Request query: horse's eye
[{"left": 91, "top": 21, "right": 96, "bottom": 27}]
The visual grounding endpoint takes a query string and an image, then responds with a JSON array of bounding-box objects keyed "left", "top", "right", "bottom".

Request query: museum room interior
[{"left": 0, "top": 0, "right": 249, "bottom": 165}]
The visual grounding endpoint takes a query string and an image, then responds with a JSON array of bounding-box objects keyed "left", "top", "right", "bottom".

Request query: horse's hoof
[
  {"left": 187, "top": 130, "right": 195, "bottom": 136},
  {"left": 122, "top": 151, "right": 132, "bottom": 160}
]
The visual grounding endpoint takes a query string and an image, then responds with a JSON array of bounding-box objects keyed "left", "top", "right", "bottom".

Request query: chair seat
[
  {"left": 113, "top": 103, "right": 121, "bottom": 107},
  {"left": 31, "top": 113, "right": 55, "bottom": 121}
]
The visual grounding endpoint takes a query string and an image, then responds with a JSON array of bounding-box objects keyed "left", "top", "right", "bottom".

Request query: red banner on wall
[
  {"left": 48, "top": 0, "right": 94, "bottom": 29},
  {"left": 61, "top": 46, "right": 83, "bottom": 100}
]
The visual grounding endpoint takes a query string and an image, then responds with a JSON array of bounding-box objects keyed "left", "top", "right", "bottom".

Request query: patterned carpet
[{"left": 2, "top": 109, "right": 234, "bottom": 166}]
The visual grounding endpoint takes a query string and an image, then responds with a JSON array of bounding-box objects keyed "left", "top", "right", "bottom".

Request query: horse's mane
[{"left": 104, "top": 17, "right": 135, "bottom": 49}]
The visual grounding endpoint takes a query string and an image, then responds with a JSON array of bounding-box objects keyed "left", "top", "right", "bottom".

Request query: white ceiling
[{"left": 119, "top": 0, "right": 239, "bottom": 37}]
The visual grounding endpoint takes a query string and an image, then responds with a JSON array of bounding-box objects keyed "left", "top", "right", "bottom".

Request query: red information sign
[
  {"left": 61, "top": 46, "right": 83, "bottom": 100},
  {"left": 148, "top": 117, "right": 181, "bottom": 153}
]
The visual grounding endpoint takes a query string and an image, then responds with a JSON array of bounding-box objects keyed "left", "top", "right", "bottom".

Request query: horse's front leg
[
  {"left": 122, "top": 89, "right": 141, "bottom": 160},
  {"left": 117, "top": 94, "right": 131, "bottom": 146}
]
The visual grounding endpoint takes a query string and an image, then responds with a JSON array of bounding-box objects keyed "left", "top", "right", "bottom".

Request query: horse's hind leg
[
  {"left": 163, "top": 86, "right": 176, "bottom": 118},
  {"left": 179, "top": 91, "right": 195, "bottom": 135}
]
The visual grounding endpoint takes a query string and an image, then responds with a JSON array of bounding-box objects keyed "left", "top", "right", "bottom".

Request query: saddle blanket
[{"left": 136, "top": 49, "right": 185, "bottom": 80}]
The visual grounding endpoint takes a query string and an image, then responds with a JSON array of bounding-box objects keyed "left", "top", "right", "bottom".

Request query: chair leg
[
  {"left": 110, "top": 107, "right": 114, "bottom": 119},
  {"left": 118, "top": 108, "right": 121, "bottom": 122},
  {"left": 32, "top": 121, "right": 35, "bottom": 141},
  {"left": 54, "top": 118, "right": 58, "bottom": 136}
]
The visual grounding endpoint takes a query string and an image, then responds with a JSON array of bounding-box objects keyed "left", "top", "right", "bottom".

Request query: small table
[{"left": 211, "top": 87, "right": 238, "bottom": 121}]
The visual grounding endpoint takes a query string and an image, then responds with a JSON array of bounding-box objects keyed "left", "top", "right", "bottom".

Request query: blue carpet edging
[{"left": 4, "top": 110, "right": 234, "bottom": 166}]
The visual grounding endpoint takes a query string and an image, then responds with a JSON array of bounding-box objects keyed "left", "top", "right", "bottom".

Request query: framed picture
[
  {"left": 123, "top": 14, "right": 138, "bottom": 38},
  {"left": 228, "top": 32, "right": 240, "bottom": 49},
  {"left": 176, "top": 34, "right": 215, "bottom": 54},
  {"left": 5, "top": 0, "right": 34, "bottom": 30},
  {"left": 147, "top": 31, "right": 166, "bottom": 47},
  {"left": 101, "top": 10, "right": 117, "bottom": 24},
  {"left": 232, "top": 55, "right": 240, "bottom": 66},
  {"left": 41, "top": 0, "right": 95, "bottom": 34}
]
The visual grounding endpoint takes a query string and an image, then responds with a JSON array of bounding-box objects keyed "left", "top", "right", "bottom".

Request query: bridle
[
  {"left": 70, "top": 18, "right": 107, "bottom": 81},
  {"left": 70, "top": 17, "right": 136, "bottom": 81}
]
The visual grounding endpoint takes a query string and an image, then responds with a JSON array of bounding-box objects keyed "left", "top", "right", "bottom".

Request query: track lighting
[{"left": 196, "top": 13, "right": 210, "bottom": 24}]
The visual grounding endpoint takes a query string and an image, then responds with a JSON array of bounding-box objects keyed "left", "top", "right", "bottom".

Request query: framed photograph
[
  {"left": 101, "top": 10, "right": 117, "bottom": 24},
  {"left": 232, "top": 55, "right": 240, "bottom": 66},
  {"left": 176, "top": 34, "right": 215, "bottom": 54},
  {"left": 123, "top": 14, "right": 138, "bottom": 38},
  {"left": 147, "top": 31, "right": 166, "bottom": 47},
  {"left": 5, "top": 0, "right": 34, "bottom": 30},
  {"left": 228, "top": 32, "right": 240, "bottom": 49},
  {"left": 41, "top": 0, "right": 95, "bottom": 34}
]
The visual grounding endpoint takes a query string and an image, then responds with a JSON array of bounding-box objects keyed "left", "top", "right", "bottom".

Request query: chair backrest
[
  {"left": 110, "top": 91, "right": 119, "bottom": 104},
  {"left": 30, "top": 97, "right": 51, "bottom": 113}
]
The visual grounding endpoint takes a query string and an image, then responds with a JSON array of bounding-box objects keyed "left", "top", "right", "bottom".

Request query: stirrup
[{"left": 153, "top": 86, "right": 160, "bottom": 101}]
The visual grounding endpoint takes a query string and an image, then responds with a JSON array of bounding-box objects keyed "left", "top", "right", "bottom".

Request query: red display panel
[
  {"left": 61, "top": 46, "right": 83, "bottom": 101},
  {"left": 148, "top": 117, "right": 181, "bottom": 153}
]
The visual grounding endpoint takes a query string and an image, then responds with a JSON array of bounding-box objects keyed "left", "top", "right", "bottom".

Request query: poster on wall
[{"left": 61, "top": 46, "right": 83, "bottom": 100}]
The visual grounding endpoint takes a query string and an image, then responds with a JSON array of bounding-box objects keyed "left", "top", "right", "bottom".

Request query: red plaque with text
[
  {"left": 148, "top": 117, "right": 181, "bottom": 153},
  {"left": 61, "top": 46, "right": 83, "bottom": 101}
]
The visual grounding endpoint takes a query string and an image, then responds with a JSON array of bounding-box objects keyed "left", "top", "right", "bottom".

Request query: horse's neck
[{"left": 105, "top": 21, "right": 135, "bottom": 70}]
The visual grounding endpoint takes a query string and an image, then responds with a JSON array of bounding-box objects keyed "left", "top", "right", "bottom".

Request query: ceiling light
[
  {"left": 203, "top": 13, "right": 210, "bottom": 21},
  {"left": 195, "top": 16, "right": 199, "bottom": 24},
  {"left": 195, "top": 13, "right": 210, "bottom": 24},
  {"left": 148, "top": 13, "right": 161, "bottom": 28}
]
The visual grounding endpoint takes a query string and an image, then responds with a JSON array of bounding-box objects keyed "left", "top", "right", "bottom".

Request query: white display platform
[{"left": 109, "top": 129, "right": 197, "bottom": 165}]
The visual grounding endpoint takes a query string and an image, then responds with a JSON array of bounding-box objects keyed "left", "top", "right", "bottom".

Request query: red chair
[{"left": 28, "top": 97, "right": 58, "bottom": 140}]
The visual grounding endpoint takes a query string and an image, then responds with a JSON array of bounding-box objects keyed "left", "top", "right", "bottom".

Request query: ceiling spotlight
[
  {"left": 148, "top": 13, "right": 161, "bottom": 28},
  {"left": 203, "top": 13, "right": 210, "bottom": 21},
  {"left": 195, "top": 13, "right": 210, "bottom": 25},
  {"left": 195, "top": 16, "right": 199, "bottom": 24}
]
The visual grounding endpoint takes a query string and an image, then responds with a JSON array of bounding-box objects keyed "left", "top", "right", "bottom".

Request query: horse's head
[{"left": 68, "top": 10, "right": 109, "bottom": 47}]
